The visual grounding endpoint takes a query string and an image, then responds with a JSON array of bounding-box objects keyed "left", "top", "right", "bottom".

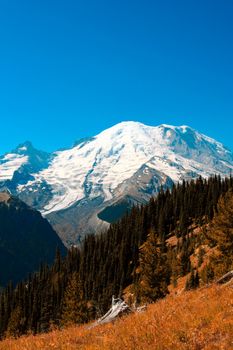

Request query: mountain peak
[
  {"left": 19, "top": 140, "right": 33, "bottom": 148},
  {"left": 0, "top": 141, "right": 52, "bottom": 183},
  {"left": 1, "top": 121, "right": 233, "bottom": 244},
  {"left": 100, "top": 121, "right": 146, "bottom": 134},
  {"left": 102, "top": 122, "right": 197, "bottom": 138},
  {"left": 14, "top": 141, "right": 34, "bottom": 153},
  {"left": 110, "top": 121, "right": 144, "bottom": 127}
]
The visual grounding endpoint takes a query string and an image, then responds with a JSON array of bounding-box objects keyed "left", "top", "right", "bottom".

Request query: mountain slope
[
  {"left": 0, "top": 192, "right": 66, "bottom": 286},
  {"left": 0, "top": 176, "right": 232, "bottom": 338},
  {"left": 0, "top": 283, "right": 232, "bottom": 350},
  {"left": 1, "top": 122, "right": 233, "bottom": 245}
]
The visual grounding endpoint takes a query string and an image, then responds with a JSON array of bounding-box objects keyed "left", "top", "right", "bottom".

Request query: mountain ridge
[
  {"left": 0, "top": 121, "right": 233, "bottom": 245},
  {"left": 0, "top": 192, "right": 66, "bottom": 286}
]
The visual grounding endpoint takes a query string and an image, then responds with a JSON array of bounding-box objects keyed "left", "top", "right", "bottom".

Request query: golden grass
[{"left": 1, "top": 283, "right": 233, "bottom": 350}]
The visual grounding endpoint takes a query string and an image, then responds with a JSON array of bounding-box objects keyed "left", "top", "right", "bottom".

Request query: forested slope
[{"left": 0, "top": 175, "right": 233, "bottom": 337}]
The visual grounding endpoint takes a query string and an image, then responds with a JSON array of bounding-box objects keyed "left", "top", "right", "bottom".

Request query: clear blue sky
[{"left": 0, "top": 0, "right": 233, "bottom": 154}]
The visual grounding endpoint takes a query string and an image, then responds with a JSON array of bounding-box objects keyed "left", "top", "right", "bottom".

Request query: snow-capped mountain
[
  {"left": 1, "top": 122, "right": 233, "bottom": 246},
  {"left": 0, "top": 141, "right": 52, "bottom": 186}
]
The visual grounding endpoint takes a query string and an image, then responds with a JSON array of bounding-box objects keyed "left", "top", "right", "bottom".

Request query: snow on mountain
[
  {"left": 0, "top": 153, "right": 28, "bottom": 181},
  {"left": 28, "top": 122, "right": 233, "bottom": 214},
  {"left": 0, "top": 122, "right": 233, "bottom": 245},
  {"left": 0, "top": 141, "right": 52, "bottom": 188}
]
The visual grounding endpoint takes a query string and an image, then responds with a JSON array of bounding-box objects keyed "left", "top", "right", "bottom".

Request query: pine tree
[
  {"left": 6, "top": 306, "right": 25, "bottom": 338},
  {"left": 195, "top": 270, "right": 200, "bottom": 287},
  {"left": 185, "top": 268, "right": 199, "bottom": 290},
  {"left": 39, "top": 288, "right": 53, "bottom": 333},
  {"left": 61, "top": 272, "right": 88, "bottom": 326},
  {"left": 138, "top": 231, "right": 169, "bottom": 303},
  {"left": 208, "top": 190, "right": 233, "bottom": 276},
  {"left": 198, "top": 247, "right": 205, "bottom": 267}
]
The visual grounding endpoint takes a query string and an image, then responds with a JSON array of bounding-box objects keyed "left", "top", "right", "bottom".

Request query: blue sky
[{"left": 0, "top": 0, "right": 233, "bottom": 154}]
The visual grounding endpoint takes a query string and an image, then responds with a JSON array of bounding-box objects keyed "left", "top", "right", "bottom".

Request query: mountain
[
  {"left": 0, "top": 141, "right": 52, "bottom": 189},
  {"left": 0, "top": 192, "right": 66, "bottom": 286},
  {"left": 0, "top": 122, "right": 233, "bottom": 245}
]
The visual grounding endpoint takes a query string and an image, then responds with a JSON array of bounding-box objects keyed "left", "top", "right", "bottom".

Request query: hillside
[
  {"left": 0, "top": 283, "right": 232, "bottom": 350},
  {"left": 0, "top": 192, "right": 66, "bottom": 286},
  {"left": 0, "top": 176, "right": 232, "bottom": 338}
]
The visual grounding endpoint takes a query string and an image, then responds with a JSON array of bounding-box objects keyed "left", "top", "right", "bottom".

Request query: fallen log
[
  {"left": 88, "top": 296, "right": 147, "bottom": 329},
  {"left": 216, "top": 270, "right": 233, "bottom": 284}
]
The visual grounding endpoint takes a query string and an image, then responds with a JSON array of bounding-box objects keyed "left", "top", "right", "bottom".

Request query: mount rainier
[{"left": 0, "top": 121, "right": 233, "bottom": 246}]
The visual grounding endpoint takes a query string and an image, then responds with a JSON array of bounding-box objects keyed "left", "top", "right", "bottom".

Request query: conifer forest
[{"left": 1, "top": 175, "right": 233, "bottom": 338}]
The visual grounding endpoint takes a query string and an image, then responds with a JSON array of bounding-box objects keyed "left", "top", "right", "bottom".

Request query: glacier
[{"left": 0, "top": 121, "right": 233, "bottom": 245}]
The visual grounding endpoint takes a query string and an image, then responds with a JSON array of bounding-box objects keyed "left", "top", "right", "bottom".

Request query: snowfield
[
  {"left": 0, "top": 154, "right": 28, "bottom": 181},
  {"left": 1, "top": 121, "right": 233, "bottom": 243},
  {"left": 1, "top": 121, "right": 233, "bottom": 215}
]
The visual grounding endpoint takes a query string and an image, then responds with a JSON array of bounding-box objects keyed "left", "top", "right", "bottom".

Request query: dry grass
[{"left": 1, "top": 283, "right": 233, "bottom": 350}]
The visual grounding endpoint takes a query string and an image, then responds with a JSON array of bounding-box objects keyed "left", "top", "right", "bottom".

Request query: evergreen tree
[
  {"left": 185, "top": 268, "right": 199, "bottom": 290},
  {"left": 198, "top": 248, "right": 205, "bottom": 267},
  {"left": 138, "top": 231, "right": 169, "bottom": 303},
  {"left": 61, "top": 272, "right": 88, "bottom": 326},
  {"left": 208, "top": 190, "right": 233, "bottom": 276},
  {"left": 6, "top": 306, "right": 25, "bottom": 338}
]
